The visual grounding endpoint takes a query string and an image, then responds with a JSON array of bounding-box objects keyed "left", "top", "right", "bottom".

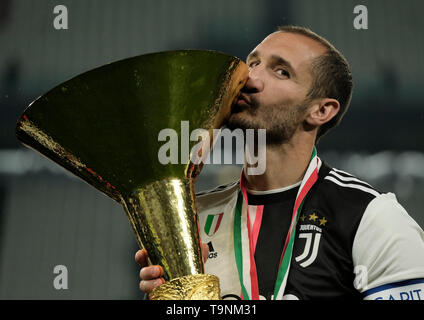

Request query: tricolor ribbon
[{"left": 233, "top": 147, "right": 320, "bottom": 300}]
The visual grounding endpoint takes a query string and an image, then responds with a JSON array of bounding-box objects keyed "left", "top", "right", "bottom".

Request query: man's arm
[{"left": 352, "top": 193, "right": 424, "bottom": 300}]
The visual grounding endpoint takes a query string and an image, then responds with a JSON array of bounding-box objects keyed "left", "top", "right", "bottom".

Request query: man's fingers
[
  {"left": 139, "top": 278, "right": 165, "bottom": 294},
  {"left": 139, "top": 265, "right": 164, "bottom": 280},
  {"left": 201, "top": 243, "right": 209, "bottom": 263},
  {"left": 136, "top": 245, "right": 207, "bottom": 295},
  {"left": 135, "top": 248, "right": 148, "bottom": 267},
  {"left": 136, "top": 251, "right": 165, "bottom": 295}
]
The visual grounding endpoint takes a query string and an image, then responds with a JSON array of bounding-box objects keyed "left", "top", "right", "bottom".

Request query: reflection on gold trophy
[{"left": 15, "top": 50, "right": 248, "bottom": 299}]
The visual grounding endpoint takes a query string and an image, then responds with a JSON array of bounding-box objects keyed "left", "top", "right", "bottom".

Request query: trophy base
[{"left": 149, "top": 274, "right": 221, "bottom": 300}]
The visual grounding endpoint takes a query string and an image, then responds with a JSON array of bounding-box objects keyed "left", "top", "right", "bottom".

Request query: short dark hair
[{"left": 277, "top": 25, "right": 353, "bottom": 141}]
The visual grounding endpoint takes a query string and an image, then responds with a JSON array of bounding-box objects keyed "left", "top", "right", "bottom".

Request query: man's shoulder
[
  {"left": 308, "top": 161, "right": 388, "bottom": 235},
  {"left": 195, "top": 181, "right": 239, "bottom": 214},
  {"left": 317, "top": 162, "right": 382, "bottom": 209},
  {"left": 315, "top": 162, "right": 421, "bottom": 249}
]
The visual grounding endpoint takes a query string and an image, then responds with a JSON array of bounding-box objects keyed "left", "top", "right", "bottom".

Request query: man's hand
[
  {"left": 135, "top": 243, "right": 210, "bottom": 295},
  {"left": 135, "top": 249, "right": 165, "bottom": 294}
]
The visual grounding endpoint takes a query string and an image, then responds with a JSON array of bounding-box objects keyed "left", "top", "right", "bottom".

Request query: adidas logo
[{"left": 207, "top": 241, "right": 218, "bottom": 259}]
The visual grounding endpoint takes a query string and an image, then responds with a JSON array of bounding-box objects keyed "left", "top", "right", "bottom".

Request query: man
[{"left": 135, "top": 26, "right": 424, "bottom": 300}]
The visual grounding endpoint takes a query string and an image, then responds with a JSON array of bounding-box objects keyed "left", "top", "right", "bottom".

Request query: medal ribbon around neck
[{"left": 233, "top": 147, "right": 320, "bottom": 300}]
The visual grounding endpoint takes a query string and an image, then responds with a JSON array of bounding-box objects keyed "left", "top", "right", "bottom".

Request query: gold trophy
[{"left": 15, "top": 50, "right": 248, "bottom": 300}]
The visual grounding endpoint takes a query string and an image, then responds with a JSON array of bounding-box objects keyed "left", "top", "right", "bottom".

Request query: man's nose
[{"left": 242, "top": 71, "right": 264, "bottom": 94}]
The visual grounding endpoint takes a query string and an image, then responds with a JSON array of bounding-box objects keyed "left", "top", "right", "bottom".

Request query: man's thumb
[{"left": 201, "top": 243, "right": 209, "bottom": 263}]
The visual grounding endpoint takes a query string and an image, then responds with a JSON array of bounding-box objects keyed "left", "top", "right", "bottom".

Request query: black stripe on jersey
[
  {"left": 327, "top": 170, "right": 376, "bottom": 191},
  {"left": 196, "top": 181, "right": 239, "bottom": 197}
]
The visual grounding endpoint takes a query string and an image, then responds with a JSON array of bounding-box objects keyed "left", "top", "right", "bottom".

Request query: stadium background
[{"left": 0, "top": 0, "right": 423, "bottom": 299}]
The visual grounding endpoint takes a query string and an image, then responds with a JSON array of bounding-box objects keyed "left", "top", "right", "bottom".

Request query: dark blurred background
[{"left": 0, "top": 0, "right": 423, "bottom": 299}]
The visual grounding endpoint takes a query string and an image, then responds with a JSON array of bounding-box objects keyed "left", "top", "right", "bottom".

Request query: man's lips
[{"left": 235, "top": 93, "right": 251, "bottom": 108}]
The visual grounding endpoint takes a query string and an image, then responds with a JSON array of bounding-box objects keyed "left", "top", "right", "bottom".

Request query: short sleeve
[{"left": 352, "top": 193, "right": 424, "bottom": 299}]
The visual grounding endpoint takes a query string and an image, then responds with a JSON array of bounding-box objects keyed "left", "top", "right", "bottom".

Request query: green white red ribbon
[{"left": 234, "top": 147, "right": 320, "bottom": 300}]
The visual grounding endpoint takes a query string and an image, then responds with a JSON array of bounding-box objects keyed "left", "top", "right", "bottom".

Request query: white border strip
[
  {"left": 329, "top": 170, "right": 373, "bottom": 187},
  {"left": 324, "top": 176, "right": 380, "bottom": 197}
]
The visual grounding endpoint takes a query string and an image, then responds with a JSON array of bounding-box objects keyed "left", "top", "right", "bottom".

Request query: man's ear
[{"left": 305, "top": 98, "right": 340, "bottom": 127}]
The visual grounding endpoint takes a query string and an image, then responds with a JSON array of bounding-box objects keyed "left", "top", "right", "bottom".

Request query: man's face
[{"left": 227, "top": 31, "right": 327, "bottom": 145}]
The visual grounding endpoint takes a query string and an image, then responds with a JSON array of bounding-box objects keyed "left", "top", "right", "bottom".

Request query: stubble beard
[{"left": 225, "top": 96, "right": 309, "bottom": 146}]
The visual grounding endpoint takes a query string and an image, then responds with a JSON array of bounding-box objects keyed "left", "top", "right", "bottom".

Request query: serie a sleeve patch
[{"left": 362, "top": 279, "right": 424, "bottom": 300}]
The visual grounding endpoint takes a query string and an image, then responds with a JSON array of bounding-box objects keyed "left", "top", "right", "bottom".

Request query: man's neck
[{"left": 243, "top": 134, "right": 315, "bottom": 191}]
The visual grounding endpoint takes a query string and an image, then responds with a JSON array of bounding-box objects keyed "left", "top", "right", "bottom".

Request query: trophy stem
[{"left": 123, "top": 178, "right": 204, "bottom": 281}]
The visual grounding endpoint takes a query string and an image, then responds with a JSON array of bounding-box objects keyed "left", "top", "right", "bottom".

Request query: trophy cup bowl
[{"left": 15, "top": 50, "right": 248, "bottom": 299}]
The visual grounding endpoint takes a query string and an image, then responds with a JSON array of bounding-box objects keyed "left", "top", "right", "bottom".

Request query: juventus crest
[{"left": 295, "top": 211, "right": 327, "bottom": 268}]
